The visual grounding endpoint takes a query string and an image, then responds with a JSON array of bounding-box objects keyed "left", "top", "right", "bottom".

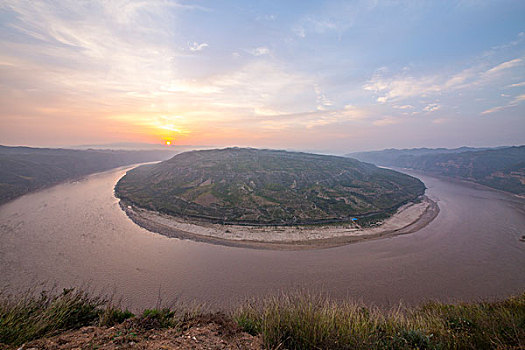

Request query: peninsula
[{"left": 115, "top": 148, "right": 437, "bottom": 248}]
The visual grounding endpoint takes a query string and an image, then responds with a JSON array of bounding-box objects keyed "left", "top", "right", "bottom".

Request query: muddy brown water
[{"left": 0, "top": 165, "right": 523, "bottom": 310}]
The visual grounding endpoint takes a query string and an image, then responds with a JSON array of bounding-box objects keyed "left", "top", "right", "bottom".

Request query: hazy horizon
[
  {"left": 1, "top": 141, "right": 523, "bottom": 156},
  {"left": 1, "top": 1, "right": 524, "bottom": 153}
]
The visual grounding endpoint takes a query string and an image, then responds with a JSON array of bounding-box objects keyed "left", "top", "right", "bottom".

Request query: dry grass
[
  {"left": 0, "top": 288, "right": 109, "bottom": 345},
  {"left": 234, "top": 292, "right": 525, "bottom": 349},
  {"left": 1, "top": 288, "right": 523, "bottom": 349}
]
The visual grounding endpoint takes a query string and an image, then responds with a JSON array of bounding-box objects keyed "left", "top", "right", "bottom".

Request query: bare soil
[{"left": 13, "top": 314, "right": 262, "bottom": 350}]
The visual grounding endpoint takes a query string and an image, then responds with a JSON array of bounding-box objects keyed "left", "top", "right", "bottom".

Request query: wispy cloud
[
  {"left": 188, "top": 42, "right": 208, "bottom": 51},
  {"left": 423, "top": 103, "right": 440, "bottom": 112},
  {"left": 514, "top": 94, "right": 525, "bottom": 103},
  {"left": 507, "top": 81, "right": 525, "bottom": 88},
  {"left": 483, "top": 58, "right": 522, "bottom": 76},
  {"left": 392, "top": 104, "right": 415, "bottom": 110},
  {"left": 259, "top": 104, "right": 370, "bottom": 130},
  {"left": 481, "top": 93, "right": 525, "bottom": 115},
  {"left": 364, "top": 72, "right": 442, "bottom": 103},
  {"left": 314, "top": 85, "right": 333, "bottom": 110},
  {"left": 481, "top": 105, "right": 506, "bottom": 115},
  {"left": 432, "top": 118, "right": 449, "bottom": 124},
  {"left": 373, "top": 117, "right": 400, "bottom": 127},
  {"left": 0, "top": 0, "right": 187, "bottom": 97},
  {"left": 364, "top": 57, "right": 524, "bottom": 103},
  {"left": 291, "top": 1, "right": 385, "bottom": 38},
  {"left": 249, "top": 47, "right": 271, "bottom": 56}
]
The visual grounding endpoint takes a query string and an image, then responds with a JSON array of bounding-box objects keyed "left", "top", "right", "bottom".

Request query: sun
[{"left": 165, "top": 140, "right": 171, "bottom": 146}]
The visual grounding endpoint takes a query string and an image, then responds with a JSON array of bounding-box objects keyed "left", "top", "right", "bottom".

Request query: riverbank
[{"left": 120, "top": 195, "right": 439, "bottom": 250}]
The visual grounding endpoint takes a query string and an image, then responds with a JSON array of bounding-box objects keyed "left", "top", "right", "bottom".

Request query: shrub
[
  {"left": 0, "top": 288, "right": 106, "bottom": 346},
  {"left": 99, "top": 307, "right": 134, "bottom": 327},
  {"left": 137, "top": 308, "right": 176, "bottom": 329}
]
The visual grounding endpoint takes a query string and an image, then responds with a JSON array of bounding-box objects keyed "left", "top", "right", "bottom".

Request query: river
[{"left": 0, "top": 165, "right": 523, "bottom": 310}]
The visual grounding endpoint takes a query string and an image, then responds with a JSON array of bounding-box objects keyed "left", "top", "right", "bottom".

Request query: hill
[
  {"left": 347, "top": 147, "right": 489, "bottom": 166},
  {"left": 115, "top": 148, "right": 425, "bottom": 225},
  {"left": 0, "top": 145, "right": 177, "bottom": 205},
  {"left": 347, "top": 146, "right": 525, "bottom": 195}
]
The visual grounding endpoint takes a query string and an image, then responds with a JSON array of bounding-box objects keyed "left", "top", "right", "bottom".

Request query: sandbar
[{"left": 119, "top": 195, "right": 439, "bottom": 250}]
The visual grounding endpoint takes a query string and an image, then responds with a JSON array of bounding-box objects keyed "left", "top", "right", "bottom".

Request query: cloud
[
  {"left": 432, "top": 118, "right": 449, "bottom": 124},
  {"left": 512, "top": 93, "right": 525, "bottom": 103},
  {"left": 341, "top": 104, "right": 368, "bottom": 120},
  {"left": 373, "top": 117, "right": 399, "bottom": 126},
  {"left": 256, "top": 14, "right": 276, "bottom": 22},
  {"left": 292, "top": 17, "right": 341, "bottom": 38},
  {"left": 481, "top": 93, "right": 525, "bottom": 115},
  {"left": 188, "top": 42, "right": 208, "bottom": 51},
  {"left": 160, "top": 80, "right": 221, "bottom": 94},
  {"left": 423, "top": 103, "right": 440, "bottom": 112},
  {"left": 249, "top": 47, "right": 270, "bottom": 56},
  {"left": 481, "top": 106, "right": 506, "bottom": 115},
  {"left": 364, "top": 73, "right": 442, "bottom": 102},
  {"left": 364, "top": 56, "right": 524, "bottom": 102},
  {"left": 292, "top": 26, "right": 306, "bottom": 38},
  {"left": 444, "top": 68, "right": 477, "bottom": 88},
  {"left": 157, "top": 60, "right": 320, "bottom": 121},
  {"left": 291, "top": 1, "right": 385, "bottom": 38},
  {"left": 483, "top": 58, "right": 522, "bottom": 76},
  {"left": 250, "top": 104, "right": 370, "bottom": 131},
  {"left": 0, "top": 0, "right": 188, "bottom": 98},
  {"left": 482, "top": 31, "right": 525, "bottom": 57},
  {"left": 306, "top": 18, "right": 338, "bottom": 33},
  {"left": 314, "top": 85, "right": 333, "bottom": 110},
  {"left": 302, "top": 105, "right": 369, "bottom": 129},
  {"left": 507, "top": 82, "right": 525, "bottom": 88},
  {"left": 393, "top": 104, "right": 414, "bottom": 109},
  {"left": 253, "top": 107, "right": 285, "bottom": 116}
]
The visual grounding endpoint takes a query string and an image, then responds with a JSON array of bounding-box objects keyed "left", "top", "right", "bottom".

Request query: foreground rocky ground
[{"left": 5, "top": 314, "right": 261, "bottom": 350}]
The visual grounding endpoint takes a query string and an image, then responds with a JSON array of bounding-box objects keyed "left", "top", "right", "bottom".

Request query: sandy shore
[{"left": 120, "top": 195, "right": 439, "bottom": 250}]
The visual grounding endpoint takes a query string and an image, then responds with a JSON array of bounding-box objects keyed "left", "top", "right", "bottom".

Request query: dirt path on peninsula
[{"left": 119, "top": 196, "right": 439, "bottom": 250}]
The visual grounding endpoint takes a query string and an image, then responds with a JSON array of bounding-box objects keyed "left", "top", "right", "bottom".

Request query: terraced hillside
[{"left": 115, "top": 148, "right": 425, "bottom": 225}]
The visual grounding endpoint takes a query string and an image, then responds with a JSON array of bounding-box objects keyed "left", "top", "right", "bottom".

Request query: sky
[{"left": 0, "top": 0, "right": 524, "bottom": 153}]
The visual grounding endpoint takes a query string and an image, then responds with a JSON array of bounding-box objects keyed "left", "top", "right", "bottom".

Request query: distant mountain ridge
[
  {"left": 347, "top": 146, "right": 525, "bottom": 195},
  {"left": 115, "top": 148, "right": 425, "bottom": 225},
  {"left": 347, "top": 147, "right": 492, "bottom": 165},
  {"left": 0, "top": 145, "right": 177, "bottom": 205}
]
